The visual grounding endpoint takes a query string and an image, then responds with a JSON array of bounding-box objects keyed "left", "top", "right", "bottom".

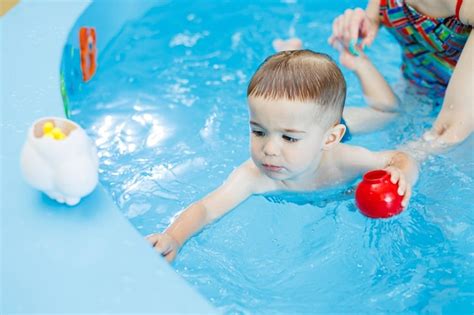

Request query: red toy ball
[{"left": 355, "top": 170, "right": 404, "bottom": 218}]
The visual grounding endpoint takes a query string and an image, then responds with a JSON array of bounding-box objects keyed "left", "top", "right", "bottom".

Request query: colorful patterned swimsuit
[{"left": 379, "top": 0, "right": 471, "bottom": 95}]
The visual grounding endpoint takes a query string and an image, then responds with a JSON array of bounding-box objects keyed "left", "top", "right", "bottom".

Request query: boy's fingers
[
  {"left": 164, "top": 251, "right": 177, "bottom": 262},
  {"left": 397, "top": 176, "right": 407, "bottom": 195},
  {"left": 153, "top": 239, "right": 171, "bottom": 255},
  {"left": 146, "top": 234, "right": 174, "bottom": 256},
  {"left": 146, "top": 234, "right": 160, "bottom": 246},
  {"left": 389, "top": 169, "right": 400, "bottom": 184},
  {"left": 401, "top": 187, "right": 412, "bottom": 207},
  {"left": 160, "top": 245, "right": 173, "bottom": 256}
]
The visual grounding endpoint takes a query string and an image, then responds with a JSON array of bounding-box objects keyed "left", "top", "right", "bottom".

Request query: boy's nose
[{"left": 263, "top": 139, "right": 279, "bottom": 156}]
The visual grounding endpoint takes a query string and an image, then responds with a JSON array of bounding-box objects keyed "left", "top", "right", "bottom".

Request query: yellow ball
[
  {"left": 43, "top": 122, "right": 54, "bottom": 134},
  {"left": 52, "top": 127, "right": 65, "bottom": 140}
]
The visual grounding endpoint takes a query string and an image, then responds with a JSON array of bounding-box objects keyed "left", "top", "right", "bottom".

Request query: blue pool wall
[{"left": 1, "top": 1, "right": 215, "bottom": 313}]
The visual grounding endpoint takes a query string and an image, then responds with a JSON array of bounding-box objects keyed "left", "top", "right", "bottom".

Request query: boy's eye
[
  {"left": 252, "top": 130, "right": 265, "bottom": 137},
  {"left": 282, "top": 135, "right": 299, "bottom": 143}
]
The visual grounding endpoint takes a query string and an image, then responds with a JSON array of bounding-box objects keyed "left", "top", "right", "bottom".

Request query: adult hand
[
  {"left": 423, "top": 107, "right": 474, "bottom": 147},
  {"left": 424, "top": 32, "right": 474, "bottom": 148},
  {"left": 328, "top": 8, "right": 379, "bottom": 49},
  {"left": 401, "top": 108, "right": 473, "bottom": 159}
]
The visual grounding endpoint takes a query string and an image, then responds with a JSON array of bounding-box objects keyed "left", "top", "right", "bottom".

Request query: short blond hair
[{"left": 247, "top": 50, "right": 346, "bottom": 127}]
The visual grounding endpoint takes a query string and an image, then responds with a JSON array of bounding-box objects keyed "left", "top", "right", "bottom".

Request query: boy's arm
[
  {"left": 341, "top": 53, "right": 398, "bottom": 134},
  {"left": 343, "top": 106, "right": 397, "bottom": 134},
  {"left": 351, "top": 54, "right": 398, "bottom": 112},
  {"left": 341, "top": 145, "right": 419, "bottom": 207},
  {"left": 331, "top": 39, "right": 398, "bottom": 134},
  {"left": 147, "top": 160, "right": 264, "bottom": 261},
  {"left": 165, "top": 161, "right": 258, "bottom": 244}
]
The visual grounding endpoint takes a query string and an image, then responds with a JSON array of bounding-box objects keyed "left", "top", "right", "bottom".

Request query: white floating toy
[{"left": 20, "top": 117, "right": 99, "bottom": 206}]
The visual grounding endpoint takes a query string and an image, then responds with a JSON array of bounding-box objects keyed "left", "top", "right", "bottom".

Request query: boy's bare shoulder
[
  {"left": 332, "top": 143, "right": 389, "bottom": 172},
  {"left": 232, "top": 159, "right": 278, "bottom": 194},
  {"left": 335, "top": 143, "right": 373, "bottom": 156}
]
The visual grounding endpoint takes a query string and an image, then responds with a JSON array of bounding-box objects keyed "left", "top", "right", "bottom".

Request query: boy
[{"left": 147, "top": 50, "right": 418, "bottom": 262}]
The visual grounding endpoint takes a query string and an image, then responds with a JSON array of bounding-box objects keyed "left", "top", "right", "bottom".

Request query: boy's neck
[{"left": 280, "top": 148, "right": 337, "bottom": 191}]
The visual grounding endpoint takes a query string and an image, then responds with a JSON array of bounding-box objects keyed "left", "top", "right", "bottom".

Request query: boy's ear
[{"left": 322, "top": 123, "right": 346, "bottom": 150}]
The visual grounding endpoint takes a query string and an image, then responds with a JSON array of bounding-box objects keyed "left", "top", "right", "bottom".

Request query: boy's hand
[
  {"left": 330, "top": 39, "right": 366, "bottom": 70},
  {"left": 146, "top": 233, "right": 180, "bottom": 262},
  {"left": 384, "top": 166, "right": 412, "bottom": 208}
]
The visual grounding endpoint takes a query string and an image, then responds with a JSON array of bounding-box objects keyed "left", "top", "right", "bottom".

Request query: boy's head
[
  {"left": 247, "top": 50, "right": 348, "bottom": 181},
  {"left": 247, "top": 49, "right": 346, "bottom": 129}
]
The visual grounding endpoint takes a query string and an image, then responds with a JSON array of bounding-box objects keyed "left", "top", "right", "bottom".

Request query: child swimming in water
[{"left": 147, "top": 50, "right": 419, "bottom": 262}]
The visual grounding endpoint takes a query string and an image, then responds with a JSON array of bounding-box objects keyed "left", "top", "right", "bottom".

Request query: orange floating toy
[{"left": 79, "top": 27, "right": 97, "bottom": 82}]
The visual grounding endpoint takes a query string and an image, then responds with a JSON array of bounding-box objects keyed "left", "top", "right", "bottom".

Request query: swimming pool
[{"left": 63, "top": 0, "right": 474, "bottom": 313}]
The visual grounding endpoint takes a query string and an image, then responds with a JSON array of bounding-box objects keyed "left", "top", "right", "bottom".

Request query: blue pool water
[{"left": 66, "top": 1, "right": 474, "bottom": 313}]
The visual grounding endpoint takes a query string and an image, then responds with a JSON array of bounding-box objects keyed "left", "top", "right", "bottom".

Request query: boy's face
[{"left": 248, "top": 96, "right": 333, "bottom": 182}]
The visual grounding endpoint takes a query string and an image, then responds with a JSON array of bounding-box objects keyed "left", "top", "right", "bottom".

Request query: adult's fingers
[
  {"left": 348, "top": 8, "right": 365, "bottom": 43},
  {"left": 341, "top": 9, "right": 354, "bottom": 43},
  {"left": 360, "top": 18, "right": 376, "bottom": 47},
  {"left": 332, "top": 15, "right": 344, "bottom": 42}
]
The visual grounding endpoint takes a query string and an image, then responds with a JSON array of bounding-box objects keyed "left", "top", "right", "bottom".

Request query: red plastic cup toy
[{"left": 355, "top": 170, "right": 403, "bottom": 218}]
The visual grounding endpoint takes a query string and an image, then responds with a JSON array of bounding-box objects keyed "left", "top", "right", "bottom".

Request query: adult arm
[{"left": 426, "top": 31, "right": 474, "bottom": 147}]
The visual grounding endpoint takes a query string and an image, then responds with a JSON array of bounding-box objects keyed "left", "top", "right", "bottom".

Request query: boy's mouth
[{"left": 262, "top": 163, "right": 283, "bottom": 172}]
